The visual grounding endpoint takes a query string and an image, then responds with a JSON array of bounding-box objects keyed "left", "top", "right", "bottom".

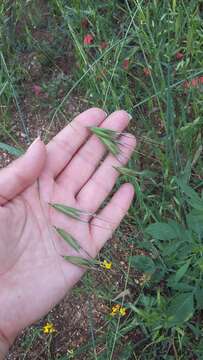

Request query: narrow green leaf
[
  {"left": 55, "top": 227, "right": 81, "bottom": 252},
  {"left": 0, "top": 142, "right": 24, "bottom": 157}
]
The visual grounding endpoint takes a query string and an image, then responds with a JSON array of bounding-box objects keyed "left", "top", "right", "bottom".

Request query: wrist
[{"left": 0, "top": 330, "right": 11, "bottom": 359}]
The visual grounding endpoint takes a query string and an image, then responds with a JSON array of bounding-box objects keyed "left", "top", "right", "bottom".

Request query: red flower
[
  {"left": 183, "top": 76, "right": 203, "bottom": 89},
  {"left": 176, "top": 52, "right": 184, "bottom": 60},
  {"left": 81, "top": 18, "right": 89, "bottom": 29},
  {"left": 122, "top": 59, "right": 130, "bottom": 70},
  {"left": 143, "top": 67, "right": 151, "bottom": 77},
  {"left": 83, "top": 34, "right": 94, "bottom": 45},
  {"left": 100, "top": 41, "right": 108, "bottom": 49},
  {"left": 32, "top": 84, "right": 42, "bottom": 97}
]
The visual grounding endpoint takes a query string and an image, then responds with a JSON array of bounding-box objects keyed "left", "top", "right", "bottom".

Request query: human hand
[{"left": 0, "top": 108, "right": 135, "bottom": 357}]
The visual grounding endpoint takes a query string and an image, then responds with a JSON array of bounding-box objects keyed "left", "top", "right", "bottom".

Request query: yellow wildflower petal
[
  {"left": 110, "top": 312, "right": 116, "bottom": 316},
  {"left": 100, "top": 260, "right": 112, "bottom": 270},
  {"left": 43, "top": 322, "right": 56, "bottom": 334},
  {"left": 119, "top": 307, "right": 127, "bottom": 316},
  {"left": 110, "top": 304, "right": 121, "bottom": 316}
]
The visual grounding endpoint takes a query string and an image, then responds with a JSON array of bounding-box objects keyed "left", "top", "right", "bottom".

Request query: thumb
[{"left": 0, "top": 138, "right": 46, "bottom": 206}]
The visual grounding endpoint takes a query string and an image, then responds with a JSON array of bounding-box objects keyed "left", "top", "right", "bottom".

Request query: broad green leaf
[
  {"left": 0, "top": 142, "right": 24, "bottom": 157},
  {"left": 139, "top": 294, "right": 156, "bottom": 307},
  {"left": 169, "top": 261, "right": 191, "bottom": 284},
  {"left": 177, "top": 179, "right": 203, "bottom": 211},
  {"left": 161, "top": 240, "right": 183, "bottom": 257},
  {"left": 130, "top": 255, "right": 156, "bottom": 274},
  {"left": 151, "top": 266, "right": 166, "bottom": 283},
  {"left": 187, "top": 210, "right": 203, "bottom": 236},
  {"left": 146, "top": 222, "right": 178, "bottom": 240},
  {"left": 175, "top": 263, "right": 189, "bottom": 281},
  {"left": 168, "top": 220, "right": 186, "bottom": 239},
  {"left": 54, "top": 227, "right": 81, "bottom": 252},
  {"left": 195, "top": 288, "right": 203, "bottom": 309},
  {"left": 167, "top": 282, "right": 194, "bottom": 291},
  {"left": 167, "top": 293, "right": 194, "bottom": 326}
]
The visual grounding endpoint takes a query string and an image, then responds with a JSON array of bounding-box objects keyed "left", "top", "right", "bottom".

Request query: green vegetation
[{"left": 1, "top": 0, "right": 203, "bottom": 359}]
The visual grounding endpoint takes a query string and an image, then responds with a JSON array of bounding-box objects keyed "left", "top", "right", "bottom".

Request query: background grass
[{"left": 1, "top": 0, "right": 203, "bottom": 359}]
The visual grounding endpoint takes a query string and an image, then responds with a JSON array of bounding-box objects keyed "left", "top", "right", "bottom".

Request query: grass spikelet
[
  {"left": 54, "top": 227, "right": 81, "bottom": 252},
  {"left": 89, "top": 127, "right": 119, "bottom": 139},
  {"left": 49, "top": 203, "right": 115, "bottom": 230},
  {"left": 63, "top": 255, "right": 99, "bottom": 269},
  {"left": 89, "top": 126, "right": 120, "bottom": 155},
  {"left": 49, "top": 203, "right": 82, "bottom": 220},
  {"left": 54, "top": 226, "right": 92, "bottom": 258},
  {"left": 114, "top": 166, "right": 156, "bottom": 178}
]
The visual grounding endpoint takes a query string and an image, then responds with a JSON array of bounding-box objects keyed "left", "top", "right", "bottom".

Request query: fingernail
[
  {"left": 128, "top": 113, "right": 132, "bottom": 120},
  {"left": 27, "top": 136, "right": 40, "bottom": 152}
]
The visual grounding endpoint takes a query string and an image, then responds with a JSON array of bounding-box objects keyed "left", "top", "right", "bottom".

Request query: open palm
[{"left": 0, "top": 108, "right": 135, "bottom": 348}]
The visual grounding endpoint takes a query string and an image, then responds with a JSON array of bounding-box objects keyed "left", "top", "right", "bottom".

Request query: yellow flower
[
  {"left": 119, "top": 307, "right": 127, "bottom": 316},
  {"left": 110, "top": 304, "right": 127, "bottom": 317},
  {"left": 101, "top": 260, "right": 112, "bottom": 270},
  {"left": 110, "top": 304, "right": 121, "bottom": 316},
  {"left": 43, "top": 322, "right": 56, "bottom": 334}
]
